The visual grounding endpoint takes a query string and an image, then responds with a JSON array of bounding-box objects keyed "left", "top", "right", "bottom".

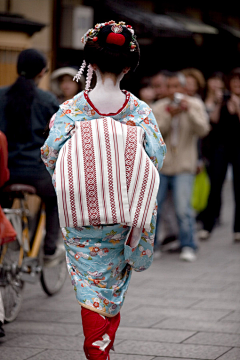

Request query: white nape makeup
[{"left": 88, "top": 66, "right": 129, "bottom": 114}]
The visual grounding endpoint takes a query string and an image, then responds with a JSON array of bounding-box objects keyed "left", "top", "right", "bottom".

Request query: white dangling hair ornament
[
  {"left": 85, "top": 64, "right": 94, "bottom": 91},
  {"left": 73, "top": 60, "right": 86, "bottom": 82}
]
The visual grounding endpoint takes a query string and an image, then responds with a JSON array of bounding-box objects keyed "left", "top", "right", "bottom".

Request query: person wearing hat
[
  {"left": 0, "top": 48, "right": 63, "bottom": 260},
  {"left": 51, "top": 67, "right": 85, "bottom": 103}
]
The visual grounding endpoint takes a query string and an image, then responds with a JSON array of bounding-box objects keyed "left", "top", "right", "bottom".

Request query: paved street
[{"left": 1, "top": 180, "right": 240, "bottom": 360}]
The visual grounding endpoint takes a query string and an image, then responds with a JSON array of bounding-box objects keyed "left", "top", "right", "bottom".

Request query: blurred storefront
[
  {"left": 1, "top": 0, "right": 240, "bottom": 93},
  {"left": 52, "top": 0, "right": 240, "bottom": 93},
  {"left": 0, "top": 12, "right": 45, "bottom": 86},
  {"left": 0, "top": 0, "right": 54, "bottom": 89}
]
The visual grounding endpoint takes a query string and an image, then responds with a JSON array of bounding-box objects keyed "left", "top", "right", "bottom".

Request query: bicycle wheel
[
  {"left": 40, "top": 244, "right": 67, "bottom": 296},
  {"left": 0, "top": 195, "right": 30, "bottom": 322},
  {"left": 0, "top": 240, "right": 25, "bottom": 323}
]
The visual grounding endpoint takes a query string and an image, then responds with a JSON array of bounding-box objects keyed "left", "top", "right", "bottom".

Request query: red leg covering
[{"left": 81, "top": 307, "right": 120, "bottom": 360}]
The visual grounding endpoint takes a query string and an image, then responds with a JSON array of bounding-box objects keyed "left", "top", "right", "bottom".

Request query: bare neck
[{"left": 88, "top": 70, "right": 126, "bottom": 114}]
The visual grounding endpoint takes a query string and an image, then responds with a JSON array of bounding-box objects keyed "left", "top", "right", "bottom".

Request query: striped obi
[{"left": 56, "top": 117, "right": 159, "bottom": 231}]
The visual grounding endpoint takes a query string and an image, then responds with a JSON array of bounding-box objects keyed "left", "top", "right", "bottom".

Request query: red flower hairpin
[{"left": 81, "top": 21, "right": 137, "bottom": 52}]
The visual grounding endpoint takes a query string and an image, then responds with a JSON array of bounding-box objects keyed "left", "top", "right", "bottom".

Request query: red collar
[{"left": 84, "top": 90, "right": 130, "bottom": 116}]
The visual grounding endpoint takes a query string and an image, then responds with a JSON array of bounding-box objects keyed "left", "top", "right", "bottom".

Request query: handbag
[{"left": 191, "top": 167, "right": 210, "bottom": 213}]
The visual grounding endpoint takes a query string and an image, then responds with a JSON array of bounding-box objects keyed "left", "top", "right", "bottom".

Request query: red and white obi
[{"left": 56, "top": 117, "right": 159, "bottom": 231}]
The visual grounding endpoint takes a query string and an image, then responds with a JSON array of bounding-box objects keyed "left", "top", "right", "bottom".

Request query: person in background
[
  {"left": 151, "top": 71, "right": 179, "bottom": 256},
  {"left": 50, "top": 67, "right": 85, "bottom": 103},
  {"left": 204, "top": 72, "right": 225, "bottom": 124},
  {"left": 182, "top": 68, "right": 208, "bottom": 177},
  {"left": 153, "top": 72, "right": 210, "bottom": 261},
  {"left": 138, "top": 76, "right": 155, "bottom": 105},
  {"left": 0, "top": 131, "right": 9, "bottom": 337},
  {"left": 182, "top": 68, "right": 206, "bottom": 99},
  {"left": 198, "top": 68, "right": 240, "bottom": 242},
  {"left": 151, "top": 70, "right": 169, "bottom": 101},
  {"left": 197, "top": 72, "right": 226, "bottom": 226},
  {"left": 0, "top": 48, "right": 62, "bottom": 260}
]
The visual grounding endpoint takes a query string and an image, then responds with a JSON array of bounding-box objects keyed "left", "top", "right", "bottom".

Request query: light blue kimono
[{"left": 41, "top": 90, "right": 166, "bottom": 316}]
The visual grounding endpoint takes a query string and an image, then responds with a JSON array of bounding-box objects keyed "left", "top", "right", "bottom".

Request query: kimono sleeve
[
  {"left": 41, "top": 108, "right": 75, "bottom": 178},
  {"left": 124, "top": 206, "right": 157, "bottom": 272},
  {"left": 139, "top": 110, "right": 166, "bottom": 171}
]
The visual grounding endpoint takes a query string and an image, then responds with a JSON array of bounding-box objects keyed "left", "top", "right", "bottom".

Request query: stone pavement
[{"left": 1, "top": 180, "right": 240, "bottom": 360}]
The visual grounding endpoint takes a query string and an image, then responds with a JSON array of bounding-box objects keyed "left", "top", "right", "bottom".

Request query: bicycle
[{"left": 0, "top": 184, "right": 67, "bottom": 322}]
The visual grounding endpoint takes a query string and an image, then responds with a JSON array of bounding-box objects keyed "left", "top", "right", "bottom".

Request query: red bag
[
  {"left": 0, "top": 131, "right": 10, "bottom": 188},
  {"left": 0, "top": 206, "right": 17, "bottom": 245}
]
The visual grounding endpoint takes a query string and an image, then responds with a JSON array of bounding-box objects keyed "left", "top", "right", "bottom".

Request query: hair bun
[
  {"left": 106, "top": 33, "right": 125, "bottom": 46},
  {"left": 98, "top": 25, "right": 132, "bottom": 51},
  {"left": 83, "top": 21, "right": 140, "bottom": 75}
]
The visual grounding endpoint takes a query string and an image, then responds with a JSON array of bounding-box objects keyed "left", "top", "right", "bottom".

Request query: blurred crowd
[
  {"left": 139, "top": 68, "right": 240, "bottom": 261},
  {"left": 0, "top": 49, "right": 240, "bottom": 268}
]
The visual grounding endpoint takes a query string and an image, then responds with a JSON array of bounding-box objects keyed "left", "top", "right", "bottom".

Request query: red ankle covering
[{"left": 81, "top": 307, "right": 120, "bottom": 360}]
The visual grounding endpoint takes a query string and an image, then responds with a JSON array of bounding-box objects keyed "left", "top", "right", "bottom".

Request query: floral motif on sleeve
[
  {"left": 41, "top": 107, "right": 75, "bottom": 177},
  {"left": 124, "top": 205, "right": 157, "bottom": 272},
  {"left": 139, "top": 109, "right": 166, "bottom": 171}
]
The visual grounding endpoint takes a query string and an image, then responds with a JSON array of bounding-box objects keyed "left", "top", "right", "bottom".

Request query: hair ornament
[
  {"left": 81, "top": 20, "right": 137, "bottom": 51},
  {"left": 130, "top": 42, "right": 136, "bottom": 51},
  {"left": 85, "top": 63, "right": 94, "bottom": 91},
  {"left": 111, "top": 24, "right": 123, "bottom": 34},
  {"left": 74, "top": 21, "right": 138, "bottom": 87},
  {"left": 73, "top": 60, "right": 86, "bottom": 83}
]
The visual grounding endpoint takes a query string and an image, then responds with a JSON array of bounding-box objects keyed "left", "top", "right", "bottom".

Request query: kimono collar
[{"left": 59, "top": 90, "right": 152, "bottom": 124}]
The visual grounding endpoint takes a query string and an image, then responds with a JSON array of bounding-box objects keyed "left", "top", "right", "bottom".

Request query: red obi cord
[{"left": 81, "top": 307, "right": 121, "bottom": 360}]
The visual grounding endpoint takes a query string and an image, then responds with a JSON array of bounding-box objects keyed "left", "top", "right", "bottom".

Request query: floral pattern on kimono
[{"left": 41, "top": 90, "right": 166, "bottom": 316}]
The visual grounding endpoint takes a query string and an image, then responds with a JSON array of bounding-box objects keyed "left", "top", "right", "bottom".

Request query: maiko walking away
[{"left": 41, "top": 20, "right": 166, "bottom": 360}]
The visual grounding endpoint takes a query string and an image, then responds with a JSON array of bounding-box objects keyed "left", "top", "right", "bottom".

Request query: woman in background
[
  {"left": 50, "top": 66, "right": 85, "bottom": 103},
  {"left": 197, "top": 72, "right": 225, "bottom": 226},
  {"left": 204, "top": 72, "right": 225, "bottom": 124},
  {"left": 199, "top": 69, "right": 240, "bottom": 242},
  {"left": 138, "top": 76, "right": 155, "bottom": 105},
  {"left": 182, "top": 68, "right": 206, "bottom": 99}
]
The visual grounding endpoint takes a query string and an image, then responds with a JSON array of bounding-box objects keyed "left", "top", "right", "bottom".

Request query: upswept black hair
[
  {"left": 5, "top": 49, "right": 47, "bottom": 143},
  {"left": 208, "top": 71, "right": 225, "bottom": 82},
  {"left": 152, "top": 70, "right": 171, "bottom": 79},
  {"left": 84, "top": 25, "right": 140, "bottom": 75},
  {"left": 228, "top": 68, "right": 240, "bottom": 80}
]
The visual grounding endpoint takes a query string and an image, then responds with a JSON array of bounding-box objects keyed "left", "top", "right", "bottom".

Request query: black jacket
[{"left": 0, "top": 85, "right": 59, "bottom": 177}]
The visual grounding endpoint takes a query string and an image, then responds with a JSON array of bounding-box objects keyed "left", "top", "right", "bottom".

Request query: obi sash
[{"left": 56, "top": 117, "right": 159, "bottom": 231}]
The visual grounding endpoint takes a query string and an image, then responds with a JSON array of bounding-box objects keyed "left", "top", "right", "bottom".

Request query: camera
[{"left": 172, "top": 92, "right": 184, "bottom": 106}]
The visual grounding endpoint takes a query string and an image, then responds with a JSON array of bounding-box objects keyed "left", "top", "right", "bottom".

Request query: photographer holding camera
[
  {"left": 199, "top": 68, "right": 240, "bottom": 242},
  {"left": 152, "top": 72, "right": 209, "bottom": 261}
]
